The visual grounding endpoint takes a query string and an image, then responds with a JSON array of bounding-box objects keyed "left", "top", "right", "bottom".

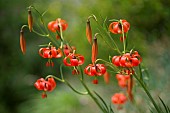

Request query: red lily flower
[
  {"left": 116, "top": 74, "right": 130, "bottom": 88},
  {"left": 63, "top": 53, "right": 84, "bottom": 66},
  {"left": 112, "top": 51, "right": 142, "bottom": 67},
  {"left": 39, "top": 47, "right": 63, "bottom": 59},
  {"left": 48, "top": 18, "right": 68, "bottom": 32},
  {"left": 34, "top": 77, "right": 56, "bottom": 92},
  {"left": 109, "top": 19, "right": 130, "bottom": 34},
  {"left": 84, "top": 64, "right": 106, "bottom": 76},
  {"left": 111, "top": 93, "right": 127, "bottom": 105}
]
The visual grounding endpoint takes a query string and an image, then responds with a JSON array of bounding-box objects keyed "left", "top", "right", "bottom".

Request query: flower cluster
[
  {"left": 112, "top": 51, "right": 142, "bottom": 67},
  {"left": 108, "top": 19, "right": 142, "bottom": 107},
  {"left": 19, "top": 7, "right": 146, "bottom": 112}
]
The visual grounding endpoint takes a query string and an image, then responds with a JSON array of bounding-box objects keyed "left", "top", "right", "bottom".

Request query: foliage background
[{"left": 0, "top": 0, "right": 170, "bottom": 113}]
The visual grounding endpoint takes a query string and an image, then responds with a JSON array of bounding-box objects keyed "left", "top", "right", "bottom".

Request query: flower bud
[
  {"left": 20, "top": 30, "right": 26, "bottom": 54},
  {"left": 86, "top": 20, "right": 92, "bottom": 44},
  {"left": 28, "top": 9, "right": 33, "bottom": 32},
  {"left": 91, "top": 34, "right": 98, "bottom": 63},
  {"left": 127, "top": 75, "right": 133, "bottom": 101}
]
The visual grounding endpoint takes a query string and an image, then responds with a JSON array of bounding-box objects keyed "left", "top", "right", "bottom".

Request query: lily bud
[
  {"left": 20, "top": 30, "right": 26, "bottom": 54},
  {"left": 91, "top": 34, "right": 98, "bottom": 63},
  {"left": 28, "top": 9, "right": 33, "bottom": 32},
  {"left": 104, "top": 71, "right": 110, "bottom": 84},
  {"left": 127, "top": 75, "right": 133, "bottom": 101},
  {"left": 86, "top": 19, "right": 92, "bottom": 44}
]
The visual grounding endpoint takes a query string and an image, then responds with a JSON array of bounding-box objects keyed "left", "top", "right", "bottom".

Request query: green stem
[
  {"left": 79, "top": 66, "right": 84, "bottom": 81},
  {"left": 45, "top": 75, "right": 64, "bottom": 83},
  {"left": 120, "top": 20, "right": 126, "bottom": 53},
  {"left": 45, "top": 74, "right": 88, "bottom": 95},
  {"left": 95, "top": 15, "right": 121, "bottom": 54},
  {"left": 95, "top": 59, "right": 119, "bottom": 72},
  {"left": 133, "top": 73, "right": 161, "bottom": 113},
  {"left": 80, "top": 80, "right": 107, "bottom": 113},
  {"left": 21, "top": 25, "right": 28, "bottom": 30},
  {"left": 59, "top": 64, "right": 64, "bottom": 80},
  {"left": 32, "top": 28, "right": 49, "bottom": 37},
  {"left": 138, "top": 64, "right": 143, "bottom": 81},
  {"left": 64, "top": 80, "right": 88, "bottom": 95}
]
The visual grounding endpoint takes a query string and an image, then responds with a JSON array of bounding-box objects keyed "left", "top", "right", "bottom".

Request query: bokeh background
[{"left": 0, "top": 0, "right": 170, "bottom": 113}]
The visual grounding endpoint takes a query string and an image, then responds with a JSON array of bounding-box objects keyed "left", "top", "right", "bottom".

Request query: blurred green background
[{"left": 0, "top": 0, "right": 170, "bottom": 113}]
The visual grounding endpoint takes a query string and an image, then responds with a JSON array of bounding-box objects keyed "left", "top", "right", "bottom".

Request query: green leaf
[
  {"left": 159, "top": 97, "right": 169, "bottom": 113},
  {"left": 94, "top": 91, "right": 109, "bottom": 112}
]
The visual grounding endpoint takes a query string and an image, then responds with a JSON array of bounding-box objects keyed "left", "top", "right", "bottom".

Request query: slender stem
[
  {"left": 120, "top": 20, "right": 126, "bottom": 53},
  {"left": 45, "top": 75, "right": 64, "bottom": 83},
  {"left": 59, "top": 64, "right": 64, "bottom": 80},
  {"left": 32, "top": 28, "right": 49, "bottom": 37},
  {"left": 138, "top": 64, "right": 143, "bottom": 81},
  {"left": 95, "top": 59, "right": 119, "bottom": 72},
  {"left": 79, "top": 66, "right": 84, "bottom": 80},
  {"left": 80, "top": 80, "right": 107, "bottom": 113},
  {"left": 21, "top": 25, "right": 28, "bottom": 30},
  {"left": 58, "top": 19, "right": 64, "bottom": 42},
  {"left": 133, "top": 73, "right": 161, "bottom": 113},
  {"left": 64, "top": 80, "right": 88, "bottom": 95},
  {"left": 45, "top": 74, "right": 88, "bottom": 95}
]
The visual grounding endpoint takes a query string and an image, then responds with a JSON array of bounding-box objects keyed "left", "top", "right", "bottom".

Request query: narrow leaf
[
  {"left": 94, "top": 91, "right": 109, "bottom": 112},
  {"left": 159, "top": 97, "right": 169, "bottom": 113}
]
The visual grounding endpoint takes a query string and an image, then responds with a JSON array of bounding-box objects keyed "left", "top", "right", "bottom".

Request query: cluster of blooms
[
  {"left": 19, "top": 8, "right": 142, "bottom": 110},
  {"left": 109, "top": 19, "right": 142, "bottom": 108},
  {"left": 112, "top": 51, "right": 142, "bottom": 67},
  {"left": 34, "top": 77, "right": 56, "bottom": 98}
]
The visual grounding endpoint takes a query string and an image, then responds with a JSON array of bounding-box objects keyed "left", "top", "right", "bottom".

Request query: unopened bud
[
  {"left": 28, "top": 10, "right": 33, "bottom": 32},
  {"left": 20, "top": 30, "right": 26, "bottom": 54},
  {"left": 91, "top": 34, "right": 98, "bottom": 63},
  {"left": 86, "top": 20, "right": 92, "bottom": 44}
]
